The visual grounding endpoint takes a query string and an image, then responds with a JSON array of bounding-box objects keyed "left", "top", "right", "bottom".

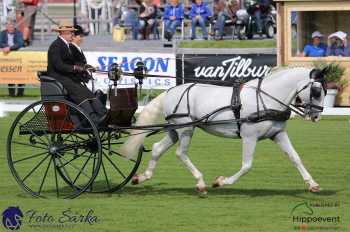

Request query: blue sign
[{"left": 97, "top": 56, "right": 170, "bottom": 72}]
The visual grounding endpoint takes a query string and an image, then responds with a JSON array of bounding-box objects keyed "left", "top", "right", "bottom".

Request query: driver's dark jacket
[{"left": 47, "top": 37, "right": 94, "bottom": 104}]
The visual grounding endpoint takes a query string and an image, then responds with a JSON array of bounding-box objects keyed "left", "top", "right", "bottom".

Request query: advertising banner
[
  {"left": 84, "top": 52, "right": 176, "bottom": 90},
  {"left": 0, "top": 51, "right": 47, "bottom": 84},
  {"left": 176, "top": 54, "right": 277, "bottom": 85},
  {"left": 0, "top": 51, "right": 176, "bottom": 90}
]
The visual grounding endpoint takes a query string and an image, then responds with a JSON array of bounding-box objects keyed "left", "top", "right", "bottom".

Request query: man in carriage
[{"left": 47, "top": 20, "right": 108, "bottom": 126}]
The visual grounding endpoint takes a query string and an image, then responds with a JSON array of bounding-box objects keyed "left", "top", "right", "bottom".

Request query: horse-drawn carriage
[
  {"left": 7, "top": 64, "right": 328, "bottom": 198},
  {"left": 6, "top": 63, "right": 148, "bottom": 199}
]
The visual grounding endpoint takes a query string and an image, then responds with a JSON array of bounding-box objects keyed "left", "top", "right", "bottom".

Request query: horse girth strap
[{"left": 231, "top": 81, "right": 243, "bottom": 138}]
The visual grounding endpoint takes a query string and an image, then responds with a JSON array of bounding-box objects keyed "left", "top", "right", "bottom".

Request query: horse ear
[
  {"left": 321, "top": 66, "right": 330, "bottom": 78},
  {"left": 309, "top": 68, "right": 321, "bottom": 80}
]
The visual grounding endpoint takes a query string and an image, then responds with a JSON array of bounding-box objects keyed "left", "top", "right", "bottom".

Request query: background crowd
[
  {"left": 301, "top": 30, "right": 350, "bottom": 57},
  {"left": 118, "top": 0, "right": 275, "bottom": 41}
]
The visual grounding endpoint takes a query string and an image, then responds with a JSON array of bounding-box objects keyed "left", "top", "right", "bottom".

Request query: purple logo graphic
[{"left": 2, "top": 207, "right": 23, "bottom": 230}]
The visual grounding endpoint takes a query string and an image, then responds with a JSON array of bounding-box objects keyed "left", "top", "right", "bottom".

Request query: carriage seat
[{"left": 38, "top": 71, "right": 68, "bottom": 100}]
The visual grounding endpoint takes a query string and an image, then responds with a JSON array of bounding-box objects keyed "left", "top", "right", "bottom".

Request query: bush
[{"left": 313, "top": 61, "right": 347, "bottom": 89}]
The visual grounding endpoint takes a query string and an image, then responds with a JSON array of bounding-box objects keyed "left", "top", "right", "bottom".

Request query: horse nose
[{"left": 312, "top": 115, "right": 321, "bottom": 122}]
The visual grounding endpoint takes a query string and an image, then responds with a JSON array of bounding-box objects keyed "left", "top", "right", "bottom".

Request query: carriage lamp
[
  {"left": 108, "top": 63, "right": 122, "bottom": 96},
  {"left": 108, "top": 63, "right": 122, "bottom": 83},
  {"left": 134, "top": 61, "right": 147, "bottom": 86}
]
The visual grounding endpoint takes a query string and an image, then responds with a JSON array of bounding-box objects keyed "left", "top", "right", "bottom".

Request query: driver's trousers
[{"left": 52, "top": 74, "right": 107, "bottom": 124}]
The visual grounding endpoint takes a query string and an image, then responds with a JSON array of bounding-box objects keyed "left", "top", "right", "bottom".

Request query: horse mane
[
  {"left": 263, "top": 65, "right": 313, "bottom": 81},
  {"left": 269, "top": 65, "right": 313, "bottom": 75},
  {"left": 244, "top": 65, "right": 313, "bottom": 87}
]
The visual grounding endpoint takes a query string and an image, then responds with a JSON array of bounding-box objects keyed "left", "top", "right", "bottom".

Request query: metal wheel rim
[{"left": 7, "top": 100, "right": 102, "bottom": 199}]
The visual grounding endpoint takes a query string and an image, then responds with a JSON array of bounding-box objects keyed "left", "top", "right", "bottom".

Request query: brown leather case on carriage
[{"left": 108, "top": 88, "right": 138, "bottom": 126}]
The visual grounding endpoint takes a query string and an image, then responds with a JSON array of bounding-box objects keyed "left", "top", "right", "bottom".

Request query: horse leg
[
  {"left": 272, "top": 131, "right": 320, "bottom": 192},
  {"left": 132, "top": 130, "right": 178, "bottom": 184},
  {"left": 176, "top": 128, "right": 207, "bottom": 194},
  {"left": 213, "top": 137, "right": 257, "bottom": 187}
]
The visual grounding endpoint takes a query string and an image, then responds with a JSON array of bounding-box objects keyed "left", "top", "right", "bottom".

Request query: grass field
[
  {"left": 0, "top": 114, "right": 349, "bottom": 232},
  {"left": 0, "top": 87, "right": 162, "bottom": 103},
  {"left": 0, "top": 87, "right": 40, "bottom": 100}
]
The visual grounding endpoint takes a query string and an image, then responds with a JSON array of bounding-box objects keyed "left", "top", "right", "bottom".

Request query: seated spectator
[
  {"left": 213, "top": 0, "right": 239, "bottom": 40},
  {"left": 0, "top": 19, "right": 25, "bottom": 97},
  {"left": 16, "top": 0, "right": 39, "bottom": 46},
  {"left": 190, "top": 0, "right": 212, "bottom": 40},
  {"left": 163, "top": 0, "right": 184, "bottom": 41},
  {"left": 248, "top": 0, "right": 272, "bottom": 35},
  {"left": 301, "top": 31, "right": 327, "bottom": 57},
  {"left": 326, "top": 31, "right": 350, "bottom": 57},
  {"left": 136, "top": 0, "right": 157, "bottom": 40},
  {"left": 122, "top": 8, "right": 140, "bottom": 40}
]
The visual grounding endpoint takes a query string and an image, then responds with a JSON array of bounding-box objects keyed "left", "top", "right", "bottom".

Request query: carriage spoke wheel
[
  {"left": 86, "top": 130, "right": 143, "bottom": 193},
  {"left": 7, "top": 100, "right": 102, "bottom": 199}
]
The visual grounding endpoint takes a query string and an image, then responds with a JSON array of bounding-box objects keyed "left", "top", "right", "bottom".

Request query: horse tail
[{"left": 118, "top": 92, "right": 166, "bottom": 159}]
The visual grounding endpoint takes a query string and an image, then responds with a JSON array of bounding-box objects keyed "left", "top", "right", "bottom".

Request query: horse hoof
[
  {"left": 309, "top": 185, "right": 321, "bottom": 193},
  {"left": 131, "top": 175, "right": 139, "bottom": 185},
  {"left": 196, "top": 186, "right": 208, "bottom": 195},
  {"left": 212, "top": 176, "right": 225, "bottom": 188}
]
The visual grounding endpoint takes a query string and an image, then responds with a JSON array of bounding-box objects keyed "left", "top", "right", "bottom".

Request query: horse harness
[{"left": 164, "top": 76, "right": 325, "bottom": 138}]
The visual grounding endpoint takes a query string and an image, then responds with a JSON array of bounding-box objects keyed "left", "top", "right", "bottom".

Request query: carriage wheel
[
  {"left": 7, "top": 100, "right": 102, "bottom": 199},
  {"left": 86, "top": 130, "right": 143, "bottom": 193}
]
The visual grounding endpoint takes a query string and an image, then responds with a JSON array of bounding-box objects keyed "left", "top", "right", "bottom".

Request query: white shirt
[
  {"left": 58, "top": 36, "right": 70, "bottom": 50},
  {"left": 7, "top": 33, "right": 14, "bottom": 47}
]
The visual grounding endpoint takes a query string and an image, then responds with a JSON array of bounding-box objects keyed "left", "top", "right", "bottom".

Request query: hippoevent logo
[
  {"left": 2, "top": 206, "right": 99, "bottom": 230},
  {"left": 2, "top": 206, "right": 24, "bottom": 230},
  {"left": 290, "top": 201, "right": 341, "bottom": 231}
]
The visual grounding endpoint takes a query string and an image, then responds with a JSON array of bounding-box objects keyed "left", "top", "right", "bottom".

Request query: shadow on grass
[
  {"left": 114, "top": 185, "right": 340, "bottom": 198},
  {"left": 15, "top": 182, "right": 341, "bottom": 199}
]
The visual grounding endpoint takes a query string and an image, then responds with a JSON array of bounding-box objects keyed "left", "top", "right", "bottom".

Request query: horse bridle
[
  {"left": 293, "top": 79, "right": 327, "bottom": 115},
  {"left": 254, "top": 78, "right": 326, "bottom": 118}
]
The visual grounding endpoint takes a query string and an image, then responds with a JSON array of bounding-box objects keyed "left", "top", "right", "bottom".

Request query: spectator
[
  {"left": 301, "top": 31, "right": 327, "bottom": 57},
  {"left": 326, "top": 31, "right": 350, "bottom": 57},
  {"left": 0, "top": 19, "right": 25, "bottom": 97},
  {"left": 163, "top": 0, "right": 184, "bottom": 41},
  {"left": 248, "top": 0, "right": 271, "bottom": 35},
  {"left": 213, "top": 0, "right": 239, "bottom": 40},
  {"left": 122, "top": 8, "right": 139, "bottom": 40},
  {"left": 16, "top": 0, "right": 39, "bottom": 46},
  {"left": 136, "top": 0, "right": 157, "bottom": 40},
  {"left": 190, "top": 0, "right": 212, "bottom": 40}
]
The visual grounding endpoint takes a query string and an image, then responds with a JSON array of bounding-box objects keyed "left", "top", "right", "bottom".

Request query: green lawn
[
  {"left": 0, "top": 114, "right": 349, "bottom": 231},
  {"left": 180, "top": 39, "right": 276, "bottom": 48},
  {"left": 0, "top": 87, "right": 162, "bottom": 102},
  {"left": 0, "top": 86, "right": 41, "bottom": 100}
]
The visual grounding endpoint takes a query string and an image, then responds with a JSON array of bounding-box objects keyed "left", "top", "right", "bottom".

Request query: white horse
[{"left": 119, "top": 67, "right": 328, "bottom": 194}]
